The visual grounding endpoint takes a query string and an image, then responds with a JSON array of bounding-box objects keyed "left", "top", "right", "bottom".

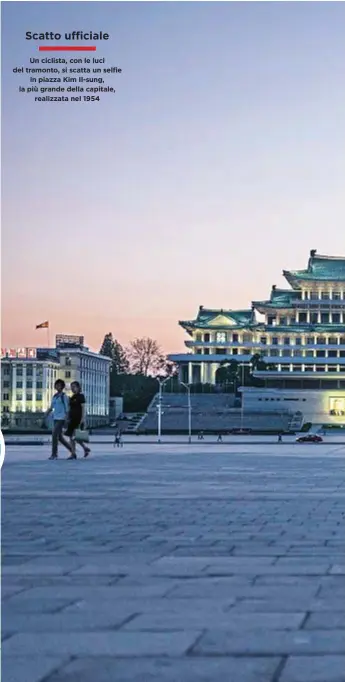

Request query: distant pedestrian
[
  {"left": 114, "top": 430, "right": 123, "bottom": 448},
  {"left": 217, "top": 433, "right": 223, "bottom": 443},
  {"left": 278, "top": 433, "right": 283, "bottom": 443},
  {"left": 198, "top": 431, "right": 204, "bottom": 440},
  {"left": 44, "top": 379, "right": 72, "bottom": 460},
  {"left": 65, "top": 381, "right": 90, "bottom": 460}
]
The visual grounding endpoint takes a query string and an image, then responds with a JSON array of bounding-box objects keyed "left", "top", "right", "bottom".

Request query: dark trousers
[{"left": 52, "top": 420, "right": 71, "bottom": 457}]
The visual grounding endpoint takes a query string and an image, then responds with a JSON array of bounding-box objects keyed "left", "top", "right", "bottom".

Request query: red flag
[{"left": 36, "top": 321, "right": 49, "bottom": 329}]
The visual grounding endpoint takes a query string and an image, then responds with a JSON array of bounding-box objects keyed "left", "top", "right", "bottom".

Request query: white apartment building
[{"left": 1, "top": 335, "right": 112, "bottom": 429}]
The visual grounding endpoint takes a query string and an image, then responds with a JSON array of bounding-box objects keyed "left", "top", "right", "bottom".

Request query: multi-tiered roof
[
  {"left": 284, "top": 251, "right": 345, "bottom": 288},
  {"left": 178, "top": 251, "right": 345, "bottom": 336}
]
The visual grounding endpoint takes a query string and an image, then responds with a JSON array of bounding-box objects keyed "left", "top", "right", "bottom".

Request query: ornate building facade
[{"left": 169, "top": 251, "right": 345, "bottom": 426}]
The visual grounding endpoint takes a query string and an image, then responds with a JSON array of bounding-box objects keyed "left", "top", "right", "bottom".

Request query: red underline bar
[{"left": 39, "top": 46, "right": 97, "bottom": 52}]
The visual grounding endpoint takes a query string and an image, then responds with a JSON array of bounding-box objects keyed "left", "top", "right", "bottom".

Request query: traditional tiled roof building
[{"left": 169, "top": 251, "right": 345, "bottom": 426}]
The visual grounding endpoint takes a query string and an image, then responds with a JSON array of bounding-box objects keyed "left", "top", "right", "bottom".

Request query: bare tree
[
  {"left": 164, "top": 361, "right": 178, "bottom": 377},
  {"left": 128, "top": 337, "right": 165, "bottom": 376}
]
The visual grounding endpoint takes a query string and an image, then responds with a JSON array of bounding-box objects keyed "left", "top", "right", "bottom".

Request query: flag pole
[{"left": 47, "top": 325, "right": 50, "bottom": 348}]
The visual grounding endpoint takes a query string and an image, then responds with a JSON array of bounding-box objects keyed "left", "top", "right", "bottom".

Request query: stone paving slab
[
  {"left": 168, "top": 582, "right": 319, "bottom": 600},
  {"left": 330, "top": 565, "right": 345, "bottom": 574},
  {"left": 202, "top": 560, "right": 331, "bottom": 576},
  {"left": 123, "top": 610, "right": 305, "bottom": 631},
  {"left": 1, "top": 585, "right": 27, "bottom": 599},
  {"left": 1, "top": 656, "right": 71, "bottom": 682},
  {"left": 62, "top": 596, "right": 236, "bottom": 615},
  {"left": 2, "top": 560, "right": 84, "bottom": 576},
  {"left": 231, "top": 598, "right": 345, "bottom": 613},
  {"left": 3, "top": 630, "right": 202, "bottom": 657},
  {"left": 2, "top": 607, "right": 138, "bottom": 634},
  {"left": 193, "top": 629, "right": 345, "bottom": 655},
  {"left": 2, "top": 575, "right": 116, "bottom": 588},
  {"left": 305, "top": 612, "right": 345, "bottom": 629},
  {"left": 43, "top": 656, "right": 282, "bottom": 682},
  {"left": 2, "top": 597, "right": 78, "bottom": 614},
  {"left": 69, "top": 561, "right": 209, "bottom": 577},
  {"left": 280, "top": 655, "right": 345, "bottom": 682},
  {"left": 255, "top": 575, "right": 342, "bottom": 587},
  {"left": 3, "top": 582, "right": 177, "bottom": 602},
  {"left": 2, "top": 446, "right": 345, "bottom": 681}
]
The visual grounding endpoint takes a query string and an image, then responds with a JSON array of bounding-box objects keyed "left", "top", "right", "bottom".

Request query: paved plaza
[{"left": 2, "top": 440, "right": 345, "bottom": 682}]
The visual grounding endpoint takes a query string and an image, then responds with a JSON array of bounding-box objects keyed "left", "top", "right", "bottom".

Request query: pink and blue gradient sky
[{"left": 2, "top": 2, "right": 344, "bottom": 354}]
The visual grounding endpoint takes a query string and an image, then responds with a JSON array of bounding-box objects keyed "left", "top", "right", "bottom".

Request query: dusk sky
[{"left": 2, "top": 1, "right": 345, "bottom": 354}]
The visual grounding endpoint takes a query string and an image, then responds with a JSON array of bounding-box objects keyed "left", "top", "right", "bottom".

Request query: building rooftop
[
  {"left": 179, "top": 306, "right": 255, "bottom": 332},
  {"left": 284, "top": 251, "right": 345, "bottom": 287},
  {"left": 253, "top": 287, "right": 301, "bottom": 310}
]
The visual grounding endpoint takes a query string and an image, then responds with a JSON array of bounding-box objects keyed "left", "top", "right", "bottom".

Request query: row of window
[
  {"left": 3, "top": 392, "right": 108, "bottom": 403},
  {"left": 268, "top": 350, "right": 345, "bottom": 358},
  {"left": 267, "top": 313, "right": 344, "bottom": 325},
  {"left": 5, "top": 393, "right": 44, "bottom": 402},
  {"left": 258, "top": 397, "right": 306, "bottom": 401},
  {"left": 281, "top": 290, "right": 345, "bottom": 300},
  {"left": 2, "top": 372, "right": 108, "bottom": 387},
  {"left": 79, "top": 356, "right": 109, "bottom": 371},
  {"left": 2, "top": 380, "right": 47, "bottom": 389},
  {"left": 195, "top": 333, "right": 345, "bottom": 345},
  {"left": 268, "top": 366, "right": 345, "bottom": 373},
  {"left": 194, "top": 348, "right": 345, "bottom": 358},
  {"left": 65, "top": 356, "right": 109, "bottom": 372},
  {"left": 1, "top": 366, "right": 45, "bottom": 376},
  {"left": 264, "top": 336, "right": 345, "bottom": 345},
  {"left": 65, "top": 370, "right": 108, "bottom": 382},
  {"left": 302, "top": 291, "right": 344, "bottom": 300},
  {"left": 2, "top": 361, "right": 109, "bottom": 375},
  {"left": 263, "top": 379, "right": 345, "bottom": 389}
]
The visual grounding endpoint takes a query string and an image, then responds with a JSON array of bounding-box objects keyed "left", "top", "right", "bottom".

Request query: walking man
[{"left": 44, "top": 379, "right": 72, "bottom": 460}]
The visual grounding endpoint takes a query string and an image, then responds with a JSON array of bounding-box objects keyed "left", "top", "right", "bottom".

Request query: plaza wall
[{"left": 241, "top": 387, "right": 345, "bottom": 427}]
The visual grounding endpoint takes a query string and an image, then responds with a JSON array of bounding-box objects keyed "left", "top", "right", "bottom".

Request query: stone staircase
[
  {"left": 118, "top": 413, "right": 146, "bottom": 433},
  {"left": 287, "top": 411, "right": 304, "bottom": 432},
  {"left": 138, "top": 394, "right": 294, "bottom": 433}
]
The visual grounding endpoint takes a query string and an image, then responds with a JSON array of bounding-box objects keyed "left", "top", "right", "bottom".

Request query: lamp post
[
  {"left": 156, "top": 376, "right": 171, "bottom": 443},
  {"left": 241, "top": 362, "right": 246, "bottom": 431},
  {"left": 239, "top": 361, "right": 252, "bottom": 431},
  {"left": 181, "top": 381, "right": 192, "bottom": 443}
]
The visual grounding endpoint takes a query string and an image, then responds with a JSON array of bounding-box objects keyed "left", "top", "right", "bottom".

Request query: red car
[
  {"left": 229, "top": 428, "right": 252, "bottom": 435},
  {"left": 296, "top": 434, "right": 323, "bottom": 443}
]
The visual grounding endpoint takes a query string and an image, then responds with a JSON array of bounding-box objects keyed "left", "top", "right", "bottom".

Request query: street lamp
[
  {"left": 156, "top": 376, "right": 171, "bottom": 443},
  {"left": 180, "top": 381, "right": 192, "bottom": 443},
  {"left": 239, "top": 361, "right": 252, "bottom": 431},
  {"left": 240, "top": 362, "right": 245, "bottom": 431}
]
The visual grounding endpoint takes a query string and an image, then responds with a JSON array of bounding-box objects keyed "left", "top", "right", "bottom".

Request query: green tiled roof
[
  {"left": 179, "top": 307, "right": 255, "bottom": 332},
  {"left": 253, "top": 288, "right": 301, "bottom": 309},
  {"left": 271, "top": 289, "right": 300, "bottom": 303},
  {"left": 197, "top": 308, "right": 253, "bottom": 324},
  {"left": 284, "top": 252, "right": 345, "bottom": 286}
]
